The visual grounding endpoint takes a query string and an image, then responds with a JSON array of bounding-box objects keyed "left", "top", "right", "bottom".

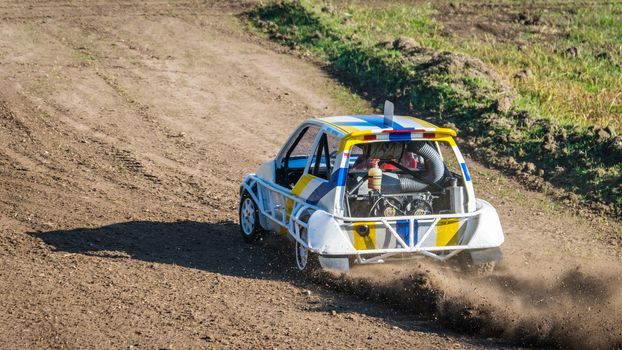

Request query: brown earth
[{"left": 0, "top": 1, "right": 620, "bottom": 349}]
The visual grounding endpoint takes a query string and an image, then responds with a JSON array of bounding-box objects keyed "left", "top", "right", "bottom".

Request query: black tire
[
  {"left": 239, "top": 191, "right": 264, "bottom": 243},
  {"left": 295, "top": 228, "right": 320, "bottom": 275}
]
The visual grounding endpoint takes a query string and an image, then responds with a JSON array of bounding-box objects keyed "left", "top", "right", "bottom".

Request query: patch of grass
[
  {"left": 334, "top": 1, "right": 622, "bottom": 129},
  {"left": 454, "top": 6, "right": 611, "bottom": 126},
  {"left": 247, "top": 1, "right": 622, "bottom": 217}
]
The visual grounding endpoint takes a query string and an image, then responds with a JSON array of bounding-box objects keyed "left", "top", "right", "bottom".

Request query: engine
[
  {"left": 345, "top": 169, "right": 467, "bottom": 218},
  {"left": 369, "top": 192, "right": 435, "bottom": 217},
  {"left": 347, "top": 172, "right": 437, "bottom": 217}
]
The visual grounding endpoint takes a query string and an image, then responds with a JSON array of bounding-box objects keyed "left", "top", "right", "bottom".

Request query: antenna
[{"left": 383, "top": 100, "right": 394, "bottom": 127}]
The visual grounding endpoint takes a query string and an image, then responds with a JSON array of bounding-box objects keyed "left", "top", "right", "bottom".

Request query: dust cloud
[{"left": 315, "top": 260, "right": 622, "bottom": 348}]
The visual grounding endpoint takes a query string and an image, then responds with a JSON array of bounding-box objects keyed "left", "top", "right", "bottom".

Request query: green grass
[
  {"left": 247, "top": 0, "right": 622, "bottom": 217},
  {"left": 331, "top": 1, "right": 622, "bottom": 129}
]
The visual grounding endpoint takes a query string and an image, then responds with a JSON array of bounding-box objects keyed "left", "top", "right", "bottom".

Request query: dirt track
[{"left": 0, "top": 1, "right": 621, "bottom": 349}]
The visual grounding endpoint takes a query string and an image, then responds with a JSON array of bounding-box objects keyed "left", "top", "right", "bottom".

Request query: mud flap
[
  {"left": 318, "top": 256, "right": 350, "bottom": 273},
  {"left": 470, "top": 247, "right": 503, "bottom": 265}
]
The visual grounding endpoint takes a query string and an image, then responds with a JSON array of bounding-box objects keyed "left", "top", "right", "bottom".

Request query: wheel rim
[
  {"left": 240, "top": 198, "right": 255, "bottom": 236},
  {"left": 296, "top": 230, "right": 308, "bottom": 271}
]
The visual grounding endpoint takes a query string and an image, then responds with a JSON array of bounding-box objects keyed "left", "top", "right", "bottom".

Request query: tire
[
  {"left": 239, "top": 191, "right": 264, "bottom": 243},
  {"left": 295, "top": 228, "right": 320, "bottom": 275}
]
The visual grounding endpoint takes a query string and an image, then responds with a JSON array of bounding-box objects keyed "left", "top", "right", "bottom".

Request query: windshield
[
  {"left": 345, "top": 140, "right": 467, "bottom": 217},
  {"left": 349, "top": 142, "right": 424, "bottom": 173}
]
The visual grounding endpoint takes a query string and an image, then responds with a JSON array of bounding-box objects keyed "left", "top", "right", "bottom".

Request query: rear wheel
[
  {"left": 295, "top": 228, "right": 319, "bottom": 275},
  {"left": 239, "top": 191, "right": 264, "bottom": 243}
]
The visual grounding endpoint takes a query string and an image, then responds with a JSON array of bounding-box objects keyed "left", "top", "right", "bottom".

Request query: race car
[{"left": 239, "top": 101, "right": 504, "bottom": 273}]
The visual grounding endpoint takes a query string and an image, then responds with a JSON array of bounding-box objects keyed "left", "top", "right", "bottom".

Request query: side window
[
  {"left": 287, "top": 126, "right": 320, "bottom": 162},
  {"left": 436, "top": 141, "right": 462, "bottom": 177},
  {"left": 348, "top": 144, "right": 366, "bottom": 172},
  {"left": 309, "top": 132, "right": 340, "bottom": 180},
  {"left": 277, "top": 125, "right": 321, "bottom": 188}
]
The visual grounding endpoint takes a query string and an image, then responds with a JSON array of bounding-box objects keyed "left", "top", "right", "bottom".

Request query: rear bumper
[
  {"left": 307, "top": 199, "right": 504, "bottom": 261},
  {"left": 241, "top": 174, "right": 503, "bottom": 263}
]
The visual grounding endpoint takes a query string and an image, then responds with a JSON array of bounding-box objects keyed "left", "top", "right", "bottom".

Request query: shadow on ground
[
  {"left": 30, "top": 220, "right": 431, "bottom": 329},
  {"left": 31, "top": 220, "right": 295, "bottom": 280}
]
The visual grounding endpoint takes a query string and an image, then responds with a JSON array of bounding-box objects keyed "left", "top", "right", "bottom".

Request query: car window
[
  {"left": 286, "top": 125, "right": 321, "bottom": 164},
  {"left": 348, "top": 141, "right": 435, "bottom": 173},
  {"left": 309, "top": 132, "right": 340, "bottom": 180},
  {"left": 436, "top": 141, "right": 462, "bottom": 175},
  {"left": 276, "top": 124, "right": 322, "bottom": 189},
  {"left": 347, "top": 144, "right": 364, "bottom": 169}
]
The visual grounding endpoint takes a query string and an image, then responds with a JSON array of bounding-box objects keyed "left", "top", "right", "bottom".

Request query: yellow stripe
[
  {"left": 285, "top": 198, "right": 294, "bottom": 220},
  {"left": 340, "top": 131, "right": 373, "bottom": 151},
  {"left": 353, "top": 222, "right": 376, "bottom": 250},
  {"left": 336, "top": 125, "right": 361, "bottom": 134},
  {"left": 435, "top": 127, "right": 457, "bottom": 137},
  {"left": 319, "top": 119, "right": 355, "bottom": 135},
  {"left": 338, "top": 140, "right": 350, "bottom": 153},
  {"left": 429, "top": 135, "right": 456, "bottom": 147},
  {"left": 291, "top": 174, "right": 316, "bottom": 196},
  {"left": 436, "top": 218, "right": 460, "bottom": 246}
]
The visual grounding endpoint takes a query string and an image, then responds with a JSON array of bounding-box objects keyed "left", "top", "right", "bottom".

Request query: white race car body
[{"left": 240, "top": 105, "right": 504, "bottom": 271}]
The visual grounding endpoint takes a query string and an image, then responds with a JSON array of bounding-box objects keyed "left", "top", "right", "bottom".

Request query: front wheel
[{"left": 239, "top": 191, "right": 264, "bottom": 243}]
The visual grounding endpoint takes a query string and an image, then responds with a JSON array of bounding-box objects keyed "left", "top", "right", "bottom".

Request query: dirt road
[{"left": 0, "top": 1, "right": 620, "bottom": 349}]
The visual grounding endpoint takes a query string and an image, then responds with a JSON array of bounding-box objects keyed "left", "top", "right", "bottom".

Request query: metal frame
[{"left": 242, "top": 175, "right": 492, "bottom": 263}]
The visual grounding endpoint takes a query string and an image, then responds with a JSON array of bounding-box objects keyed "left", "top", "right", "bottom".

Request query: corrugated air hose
[{"left": 399, "top": 142, "right": 445, "bottom": 192}]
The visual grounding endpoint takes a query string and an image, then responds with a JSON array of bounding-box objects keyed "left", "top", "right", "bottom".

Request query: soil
[{"left": 0, "top": 1, "right": 620, "bottom": 349}]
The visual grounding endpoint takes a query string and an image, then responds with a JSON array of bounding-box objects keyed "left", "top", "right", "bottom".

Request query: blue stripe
[
  {"left": 306, "top": 167, "right": 348, "bottom": 205},
  {"left": 370, "top": 115, "right": 411, "bottom": 130},
  {"left": 364, "top": 115, "right": 412, "bottom": 130},
  {"left": 460, "top": 163, "right": 471, "bottom": 181},
  {"left": 335, "top": 167, "right": 348, "bottom": 186},
  {"left": 338, "top": 115, "right": 412, "bottom": 130},
  {"left": 357, "top": 115, "right": 385, "bottom": 127},
  {"left": 396, "top": 220, "right": 418, "bottom": 246},
  {"left": 413, "top": 220, "right": 419, "bottom": 243},
  {"left": 396, "top": 220, "right": 409, "bottom": 246}
]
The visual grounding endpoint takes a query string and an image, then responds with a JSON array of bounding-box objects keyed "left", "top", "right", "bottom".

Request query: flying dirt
[{"left": 0, "top": 1, "right": 621, "bottom": 349}]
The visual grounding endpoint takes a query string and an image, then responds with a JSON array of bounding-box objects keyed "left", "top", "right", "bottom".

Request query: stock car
[{"left": 239, "top": 102, "right": 504, "bottom": 274}]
